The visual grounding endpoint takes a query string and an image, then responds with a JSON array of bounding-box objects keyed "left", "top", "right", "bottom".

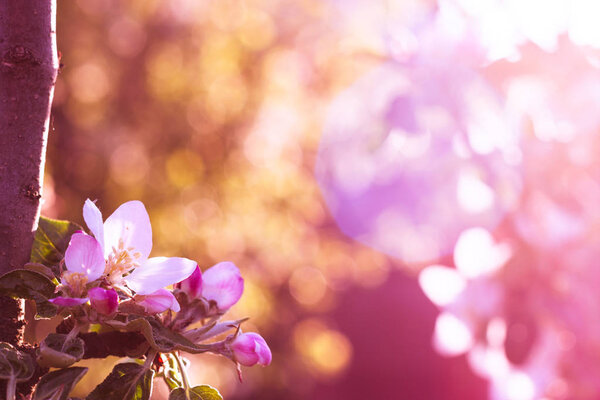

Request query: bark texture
[{"left": 0, "top": 0, "right": 58, "bottom": 346}]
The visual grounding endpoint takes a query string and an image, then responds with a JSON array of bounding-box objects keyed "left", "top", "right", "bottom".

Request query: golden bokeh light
[
  {"left": 48, "top": 0, "right": 393, "bottom": 397},
  {"left": 289, "top": 266, "right": 328, "bottom": 306},
  {"left": 293, "top": 319, "right": 353, "bottom": 378}
]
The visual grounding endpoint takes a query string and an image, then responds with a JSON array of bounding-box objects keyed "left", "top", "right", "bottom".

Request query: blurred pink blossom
[
  {"left": 317, "top": 60, "right": 520, "bottom": 265},
  {"left": 318, "top": 2, "right": 600, "bottom": 398}
]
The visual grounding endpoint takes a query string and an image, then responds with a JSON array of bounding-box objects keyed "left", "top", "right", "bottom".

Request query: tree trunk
[{"left": 0, "top": 0, "right": 58, "bottom": 345}]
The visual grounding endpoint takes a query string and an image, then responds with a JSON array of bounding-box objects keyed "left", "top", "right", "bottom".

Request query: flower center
[
  {"left": 105, "top": 238, "right": 142, "bottom": 285},
  {"left": 63, "top": 272, "right": 88, "bottom": 297}
]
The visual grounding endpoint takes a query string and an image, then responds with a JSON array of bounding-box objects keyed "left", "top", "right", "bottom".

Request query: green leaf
[
  {"left": 23, "top": 263, "right": 58, "bottom": 282},
  {"left": 86, "top": 363, "right": 154, "bottom": 400},
  {"left": 32, "top": 367, "right": 88, "bottom": 400},
  {"left": 185, "top": 318, "right": 248, "bottom": 343},
  {"left": 37, "top": 333, "right": 85, "bottom": 368},
  {"left": 0, "top": 269, "right": 58, "bottom": 319},
  {"left": 0, "top": 342, "right": 35, "bottom": 382},
  {"left": 168, "top": 386, "right": 223, "bottom": 400},
  {"left": 119, "top": 317, "right": 211, "bottom": 354},
  {"left": 30, "top": 216, "right": 82, "bottom": 275},
  {"left": 0, "top": 269, "right": 56, "bottom": 299},
  {"left": 162, "top": 372, "right": 182, "bottom": 392},
  {"left": 35, "top": 299, "right": 59, "bottom": 319}
]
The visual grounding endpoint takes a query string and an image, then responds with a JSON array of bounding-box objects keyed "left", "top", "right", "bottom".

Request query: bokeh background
[{"left": 38, "top": 0, "right": 600, "bottom": 399}]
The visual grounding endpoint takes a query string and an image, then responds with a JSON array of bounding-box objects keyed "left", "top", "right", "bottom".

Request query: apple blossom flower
[
  {"left": 178, "top": 261, "right": 244, "bottom": 311},
  {"left": 81, "top": 199, "right": 197, "bottom": 295},
  {"left": 134, "top": 288, "right": 180, "bottom": 314},
  {"left": 230, "top": 332, "right": 272, "bottom": 367},
  {"left": 88, "top": 287, "right": 118, "bottom": 315}
]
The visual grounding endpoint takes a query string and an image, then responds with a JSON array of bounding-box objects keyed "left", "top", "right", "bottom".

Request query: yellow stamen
[
  {"left": 104, "top": 238, "right": 142, "bottom": 285},
  {"left": 63, "top": 272, "right": 88, "bottom": 297}
]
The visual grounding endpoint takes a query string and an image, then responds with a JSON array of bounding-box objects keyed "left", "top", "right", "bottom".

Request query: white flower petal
[
  {"left": 418, "top": 265, "right": 466, "bottom": 306},
  {"left": 64, "top": 233, "right": 105, "bottom": 281},
  {"left": 454, "top": 227, "right": 511, "bottom": 278},
  {"left": 126, "top": 257, "right": 197, "bottom": 295},
  {"left": 135, "top": 288, "right": 180, "bottom": 313},
  {"left": 83, "top": 199, "right": 105, "bottom": 253},
  {"left": 103, "top": 200, "right": 152, "bottom": 260},
  {"left": 433, "top": 312, "right": 473, "bottom": 356}
]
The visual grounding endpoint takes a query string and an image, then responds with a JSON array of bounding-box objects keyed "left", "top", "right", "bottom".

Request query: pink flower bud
[
  {"left": 177, "top": 264, "right": 203, "bottom": 299},
  {"left": 48, "top": 296, "right": 89, "bottom": 307},
  {"left": 231, "top": 332, "right": 272, "bottom": 367},
  {"left": 88, "top": 287, "right": 119, "bottom": 315},
  {"left": 202, "top": 261, "right": 244, "bottom": 310},
  {"left": 135, "top": 288, "right": 180, "bottom": 314}
]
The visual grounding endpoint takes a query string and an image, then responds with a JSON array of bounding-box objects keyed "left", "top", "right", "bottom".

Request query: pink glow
[{"left": 317, "top": 5, "right": 600, "bottom": 397}]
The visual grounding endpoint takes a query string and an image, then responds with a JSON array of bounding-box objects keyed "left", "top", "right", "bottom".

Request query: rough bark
[{"left": 0, "top": 0, "right": 58, "bottom": 348}]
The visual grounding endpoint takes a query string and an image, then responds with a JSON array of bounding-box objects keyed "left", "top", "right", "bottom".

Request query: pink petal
[
  {"left": 64, "top": 233, "right": 105, "bottom": 282},
  {"left": 83, "top": 199, "right": 105, "bottom": 254},
  {"left": 126, "top": 257, "right": 197, "bottom": 295},
  {"left": 177, "top": 265, "right": 203, "bottom": 299},
  {"left": 255, "top": 339, "right": 272, "bottom": 365},
  {"left": 88, "top": 287, "right": 119, "bottom": 315},
  {"left": 48, "top": 296, "right": 89, "bottom": 307},
  {"left": 134, "top": 288, "right": 180, "bottom": 313},
  {"left": 103, "top": 200, "right": 152, "bottom": 260},
  {"left": 202, "top": 262, "right": 244, "bottom": 310},
  {"left": 231, "top": 332, "right": 272, "bottom": 366}
]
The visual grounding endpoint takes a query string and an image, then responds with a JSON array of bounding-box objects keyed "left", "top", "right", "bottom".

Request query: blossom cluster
[
  {"left": 318, "top": 1, "right": 600, "bottom": 399},
  {"left": 50, "top": 199, "right": 271, "bottom": 368}
]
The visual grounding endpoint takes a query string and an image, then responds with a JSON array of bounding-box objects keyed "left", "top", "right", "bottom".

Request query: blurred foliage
[{"left": 43, "top": 0, "right": 391, "bottom": 398}]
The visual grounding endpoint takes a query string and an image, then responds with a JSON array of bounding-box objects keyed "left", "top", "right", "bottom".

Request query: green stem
[
  {"left": 173, "top": 351, "right": 191, "bottom": 397},
  {"left": 144, "top": 349, "right": 158, "bottom": 370}
]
